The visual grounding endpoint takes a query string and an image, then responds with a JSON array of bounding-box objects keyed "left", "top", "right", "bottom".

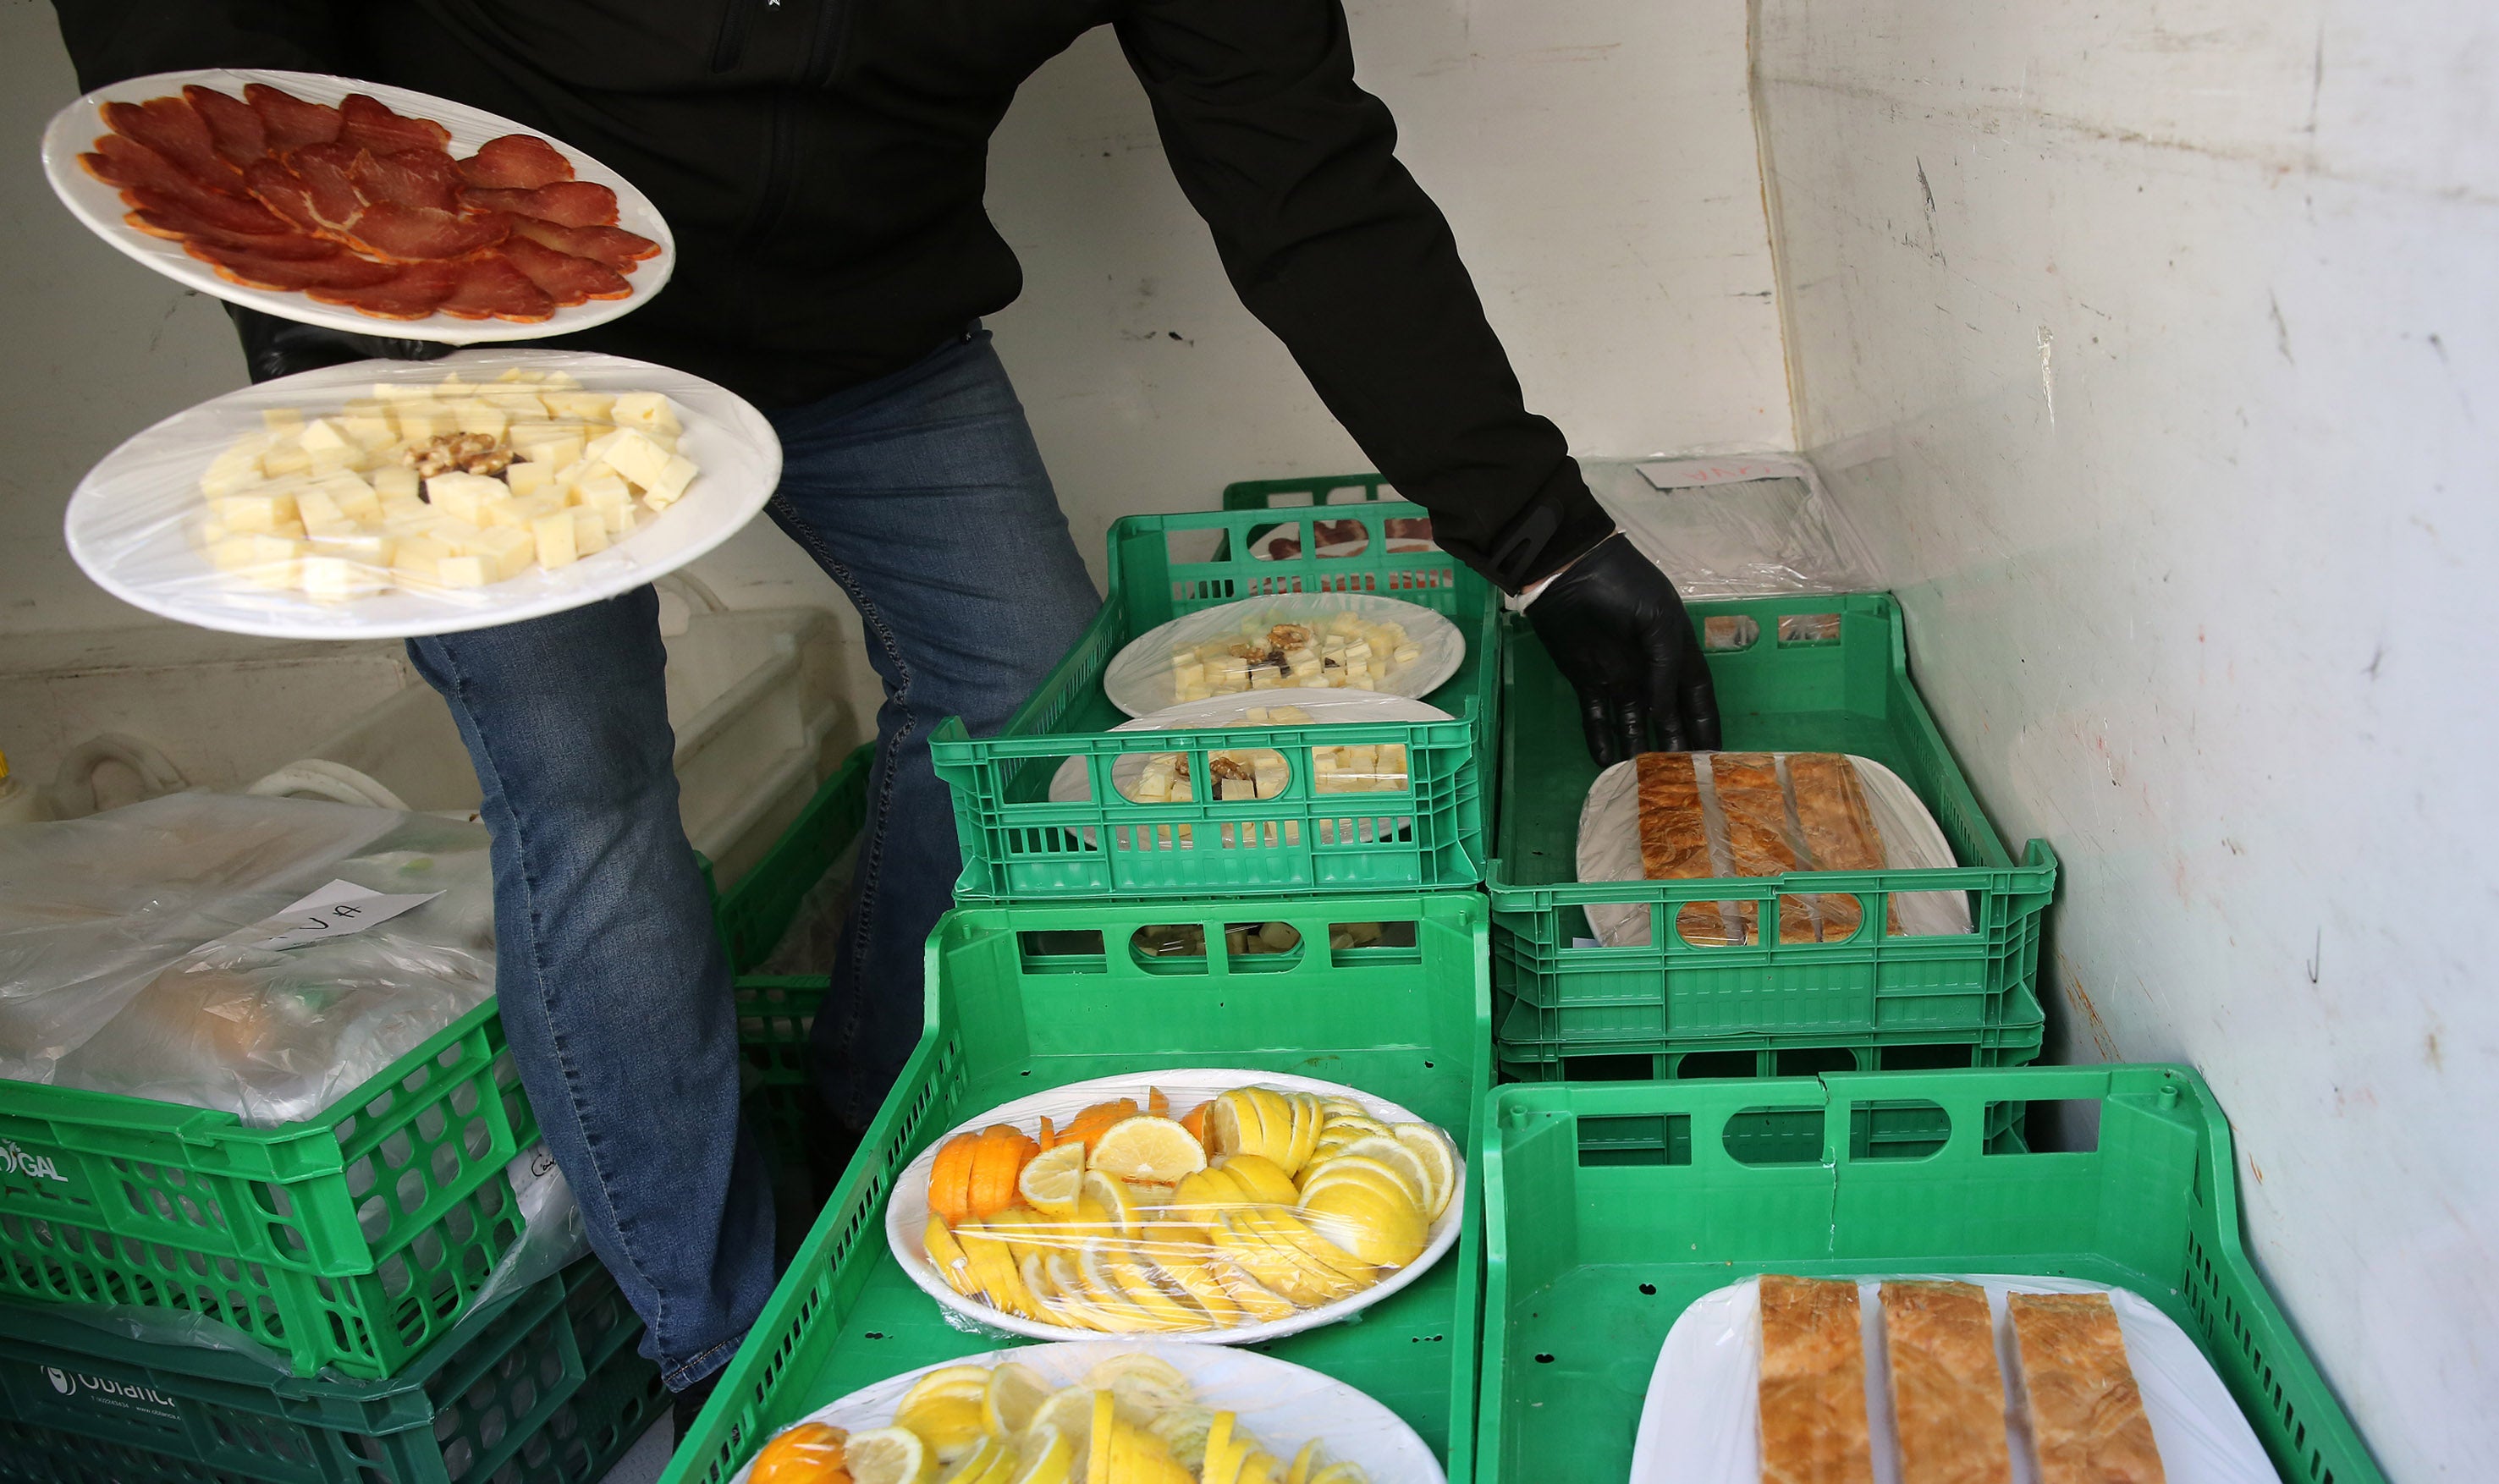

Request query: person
[{"left": 53, "top": 0, "right": 1721, "bottom": 1422}]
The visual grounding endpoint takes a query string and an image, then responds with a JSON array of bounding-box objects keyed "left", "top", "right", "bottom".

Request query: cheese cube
[
  {"left": 479, "top": 490, "right": 550, "bottom": 528},
  {"left": 596, "top": 430, "right": 673, "bottom": 490},
  {"left": 371, "top": 466, "right": 420, "bottom": 503},
  {"left": 531, "top": 510, "right": 579, "bottom": 569},
  {"left": 506, "top": 460, "right": 554, "bottom": 499},
  {"left": 434, "top": 555, "right": 490, "bottom": 588},
  {"left": 314, "top": 471, "right": 381, "bottom": 521},
  {"left": 393, "top": 400, "right": 451, "bottom": 442},
  {"left": 339, "top": 399, "right": 395, "bottom": 448},
  {"left": 574, "top": 473, "right": 631, "bottom": 514},
  {"left": 641, "top": 455, "right": 699, "bottom": 509},
  {"left": 298, "top": 555, "right": 384, "bottom": 602},
  {"left": 425, "top": 471, "right": 509, "bottom": 526},
  {"left": 494, "top": 368, "right": 537, "bottom": 384},
  {"left": 391, "top": 536, "right": 454, "bottom": 583},
  {"left": 487, "top": 390, "right": 548, "bottom": 421},
  {"left": 512, "top": 422, "right": 586, "bottom": 464},
  {"left": 299, "top": 416, "right": 355, "bottom": 461},
  {"left": 1252, "top": 756, "right": 1289, "bottom": 797},
  {"left": 1392, "top": 645, "right": 1422, "bottom": 665},
  {"left": 570, "top": 508, "right": 609, "bottom": 556},
  {"left": 201, "top": 437, "right": 269, "bottom": 498},
  {"left": 295, "top": 486, "right": 351, "bottom": 535},
  {"left": 211, "top": 534, "right": 303, "bottom": 589},
  {"left": 464, "top": 525, "right": 535, "bottom": 580},
  {"left": 261, "top": 407, "right": 303, "bottom": 431},
  {"left": 213, "top": 490, "right": 298, "bottom": 533},
  {"left": 259, "top": 441, "right": 311, "bottom": 478},
  {"left": 450, "top": 398, "right": 509, "bottom": 437},
  {"left": 309, "top": 526, "right": 394, "bottom": 565},
  {"left": 539, "top": 371, "right": 581, "bottom": 391},
  {"left": 379, "top": 496, "right": 434, "bottom": 534},
  {"left": 1245, "top": 706, "right": 1270, "bottom": 723},
  {"left": 608, "top": 392, "right": 680, "bottom": 435},
  {"left": 429, "top": 516, "right": 486, "bottom": 554},
  {"left": 542, "top": 390, "right": 615, "bottom": 423}
]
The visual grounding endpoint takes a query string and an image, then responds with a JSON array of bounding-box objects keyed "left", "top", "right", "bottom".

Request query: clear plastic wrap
[
  {"left": 0, "top": 792, "right": 497, "bottom": 1124},
  {"left": 1584, "top": 456, "right": 1878, "bottom": 599},
  {"left": 1104, "top": 596, "right": 1465, "bottom": 717},
  {"left": 63, "top": 348, "right": 779, "bottom": 641},
  {"left": 1246, "top": 514, "right": 1439, "bottom": 559},
  {"left": 735, "top": 1341, "right": 1440, "bottom": 1484},
  {"left": 1576, "top": 753, "right": 1972, "bottom": 947},
  {"left": 1630, "top": 1275, "right": 2277, "bottom": 1484},
  {"left": 887, "top": 1069, "right": 1465, "bottom": 1346}
]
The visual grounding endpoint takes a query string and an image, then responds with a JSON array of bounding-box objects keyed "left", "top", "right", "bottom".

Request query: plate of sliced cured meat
[{"left": 41, "top": 69, "right": 674, "bottom": 340}]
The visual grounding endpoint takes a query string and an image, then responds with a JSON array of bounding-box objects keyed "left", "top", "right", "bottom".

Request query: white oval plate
[
  {"left": 886, "top": 1068, "right": 1466, "bottom": 1347},
  {"left": 1106, "top": 595, "right": 1466, "bottom": 718},
  {"left": 1048, "top": 690, "right": 1456, "bottom": 804},
  {"left": 64, "top": 349, "right": 779, "bottom": 640},
  {"left": 41, "top": 69, "right": 675, "bottom": 343},
  {"left": 733, "top": 1340, "right": 1445, "bottom": 1484}
]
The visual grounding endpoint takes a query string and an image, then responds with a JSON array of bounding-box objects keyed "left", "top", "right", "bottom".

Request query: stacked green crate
[
  {"left": 666, "top": 891, "right": 1492, "bottom": 1484},
  {"left": 1489, "top": 593, "right": 2056, "bottom": 1078},
  {"left": 1475, "top": 1065, "right": 2385, "bottom": 1484}
]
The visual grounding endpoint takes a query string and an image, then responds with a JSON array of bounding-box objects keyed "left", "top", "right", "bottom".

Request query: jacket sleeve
[
  {"left": 1115, "top": 0, "right": 1611, "bottom": 591},
  {"left": 50, "top": 1, "right": 346, "bottom": 93}
]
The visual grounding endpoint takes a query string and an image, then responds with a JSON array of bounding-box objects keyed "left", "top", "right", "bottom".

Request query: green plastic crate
[
  {"left": 666, "top": 890, "right": 1494, "bottom": 1484},
  {"left": 1489, "top": 594, "right": 2056, "bottom": 1052},
  {"left": 0, "top": 1254, "right": 663, "bottom": 1484},
  {"left": 0, "top": 1003, "right": 539, "bottom": 1379},
  {"left": 713, "top": 745, "right": 872, "bottom": 974},
  {"left": 734, "top": 976, "right": 827, "bottom": 1170},
  {"left": 1478, "top": 1064, "right": 2385, "bottom": 1484},
  {"left": 1494, "top": 983, "right": 2045, "bottom": 1082},
  {"left": 932, "top": 492, "right": 1500, "bottom": 901}
]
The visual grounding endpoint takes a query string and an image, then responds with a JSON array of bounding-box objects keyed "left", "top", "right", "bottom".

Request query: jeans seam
[
  {"left": 766, "top": 494, "right": 915, "bottom": 1124},
  {"left": 427, "top": 631, "right": 674, "bottom": 1352},
  {"left": 665, "top": 1333, "right": 746, "bottom": 1392}
]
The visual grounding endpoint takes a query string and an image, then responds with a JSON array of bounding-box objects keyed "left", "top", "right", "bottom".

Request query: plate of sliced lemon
[
  {"left": 884, "top": 1069, "right": 1465, "bottom": 1346},
  {"left": 734, "top": 1344, "right": 1439, "bottom": 1483}
]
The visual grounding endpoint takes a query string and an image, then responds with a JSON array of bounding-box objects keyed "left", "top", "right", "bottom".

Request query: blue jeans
[{"left": 406, "top": 329, "right": 1098, "bottom": 1388}]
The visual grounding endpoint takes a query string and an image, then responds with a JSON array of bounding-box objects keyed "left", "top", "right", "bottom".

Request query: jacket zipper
[
  {"left": 742, "top": 0, "right": 851, "bottom": 245},
  {"left": 709, "top": 0, "right": 762, "bottom": 74}
]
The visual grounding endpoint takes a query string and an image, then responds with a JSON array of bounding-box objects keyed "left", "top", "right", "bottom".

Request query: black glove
[
  {"left": 1524, "top": 530, "right": 1722, "bottom": 765},
  {"left": 226, "top": 304, "right": 454, "bottom": 384}
]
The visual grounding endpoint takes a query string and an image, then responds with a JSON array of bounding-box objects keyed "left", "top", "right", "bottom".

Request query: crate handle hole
[
  {"left": 1847, "top": 1099, "right": 1951, "bottom": 1162},
  {"left": 1985, "top": 1099, "right": 2102, "bottom": 1153},
  {"left": 1702, "top": 615, "right": 1761, "bottom": 651},
  {"left": 1778, "top": 612, "right": 1844, "bottom": 646},
  {"left": 1723, "top": 1107, "right": 1826, "bottom": 1166}
]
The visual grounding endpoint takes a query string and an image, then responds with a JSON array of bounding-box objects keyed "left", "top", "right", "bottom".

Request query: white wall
[
  {"left": 1755, "top": 2, "right": 2498, "bottom": 1475},
  {"left": 0, "top": 0, "right": 1787, "bottom": 639}
]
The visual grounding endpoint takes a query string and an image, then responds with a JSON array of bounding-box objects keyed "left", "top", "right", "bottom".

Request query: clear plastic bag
[
  {"left": 1576, "top": 753, "right": 1972, "bottom": 947},
  {"left": 736, "top": 1341, "right": 1441, "bottom": 1484},
  {"left": 1631, "top": 1275, "right": 2277, "bottom": 1484},
  {"left": 1586, "top": 456, "right": 1878, "bottom": 599},
  {"left": 0, "top": 792, "right": 496, "bottom": 1124},
  {"left": 888, "top": 1070, "right": 1465, "bottom": 1346},
  {"left": 1049, "top": 694, "right": 1450, "bottom": 820},
  {"left": 1104, "top": 596, "right": 1465, "bottom": 717}
]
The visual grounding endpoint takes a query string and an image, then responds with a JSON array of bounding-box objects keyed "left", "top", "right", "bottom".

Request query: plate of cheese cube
[
  {"left": 1047, "top": 693, "right": 1453, "bottom": 809},
  {"left": 1103, "top": 595, "right": 1464, "bottom": 718},
  {"left": 63, "top": 348, "right": 778, "bottom": 639}
]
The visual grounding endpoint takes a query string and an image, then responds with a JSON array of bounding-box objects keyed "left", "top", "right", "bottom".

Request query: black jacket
[{"left": 53, "top": 0, "right": 1613, "bottom": 589}]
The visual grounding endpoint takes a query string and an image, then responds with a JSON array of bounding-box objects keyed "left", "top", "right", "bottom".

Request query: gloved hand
[
  {"left": 1524, "top": 530, "right": 1722, "bottom": 765},
  {"left": 226, "top": 304, "right": 454, "bottom": 384}
]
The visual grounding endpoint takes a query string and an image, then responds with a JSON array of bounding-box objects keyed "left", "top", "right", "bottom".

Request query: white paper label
[
  {"left": 246, "top": 879, "right": 443, "bottom": 950},
  {"left": 505, "top": 1140, "right": 564, "bottom": 1225}
]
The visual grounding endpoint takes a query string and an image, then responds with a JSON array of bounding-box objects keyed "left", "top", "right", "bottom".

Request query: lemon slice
[
  {"left": 897, "top": 1381, "right": 990, "bottom": 1465},
  {"left": 1088, "top": 1116, "right": 1209, "bottom": 1183},
  {"left": 939, "top": 1436, "right": 1016, "bottom": 1484},
  {"left": 1236, "top": 1450, "right": 1285, "bottom": 1484},
  {"left": 846, "top": 1426, "right": 933, "bottom": 1484},
  {"left": 1086, "top": 1390, "right": 1116, "bottom": 1484},
  {"left": 1026, "top": 1387, "right": 1099, "bottom": 1456},
  {"left": 1208, "top": 1250, "right": 1300, "bottom": 1322},
  {"left": 1204, "top": 1411, "right": 1237, "bottom": 1477},
  {"left": 1391, "top": 1124, "right": 1456, "bottom": 1219},
  {"left": 1082, "top": 1170, "right": 1141, "bottom": 1234},
  {"left": 1010, "top": 1423, "right": 1076, "bottom": 1484},
  {"left": 1143, "top": 1404, "right": 1218, "bottom": 1468},
  {"left": 1208, "top": 1091, "right": 1256, "bottom": 1162},
  {"left": 1296, "top": 1157, "right": 1421, "bottom": 1215},
  {"left": 1298, "top": 1181, "right": 1426, "bottom": 1267},
  {"left": 1211, "top": 1153, "right": 1298, "bottom": 1206},
  {"left": 1018, "top": 1142, "right": 1089, "bottom": 1218},
  {"left": 924, "top": 1216, "right": 979, "bottom": 1296},
  {"left": 1082, "top": 1352, "right": 1194, "bottom": 1419},
  {"left": 1318, "top": 1097, "right": 1367, "bottom": 1118},
  {"left": 1285, "top": 1438, "right": 1325, "bottom": 1484},
  {"left": 984, "top": 1360, "right": 1050, "bottom": 1438},
  {"left": 1243, "top": 1089, "right": 1296, "bottom": 1167},
  {"left": 1326, "top": 1136, "right": 1431, "bottom": 1208},
  {"left": 1143, "top": 1225, "right": 1247, "bottom": 1325},
  {"left": 1309, "top": 1465, "right": 1370, "bottom": 1484}
]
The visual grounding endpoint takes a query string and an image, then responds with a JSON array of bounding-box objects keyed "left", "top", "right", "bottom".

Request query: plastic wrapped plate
[
  {"left": 1577, "top": 753, "right": 1972, "bottom": 946},
  {"left": 64, "top": 348, "right": 779, "bottom": 640},
  {"left": 734, "top": 1341, "right": 1444, "bottom": 1483},
  {"left": 1632, "top": 1275, "right": 2276, "bottom": 1484},
  {"left": 1105, "top": 595, "right": 1464, "bottom": 717},
  {"left": 41, "top": 69, "right": 674, "bottom": 343},
  {"left": 1047, "top": 691, "right": 1454, "bottom": 804},
  {"left": 886, "top": 1069, "right": 1466, "bottom": 1345}
]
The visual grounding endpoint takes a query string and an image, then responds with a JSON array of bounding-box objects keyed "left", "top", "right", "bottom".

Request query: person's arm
[
  {"left": 1115, "top": 0, "right": 1605, "bottom": 593},
  {"left": 51, "top": 1, "right": 345, "bottom": 92},
  {"left": 1117, "top": 0, "right": 1719, "bottom": 758}
]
